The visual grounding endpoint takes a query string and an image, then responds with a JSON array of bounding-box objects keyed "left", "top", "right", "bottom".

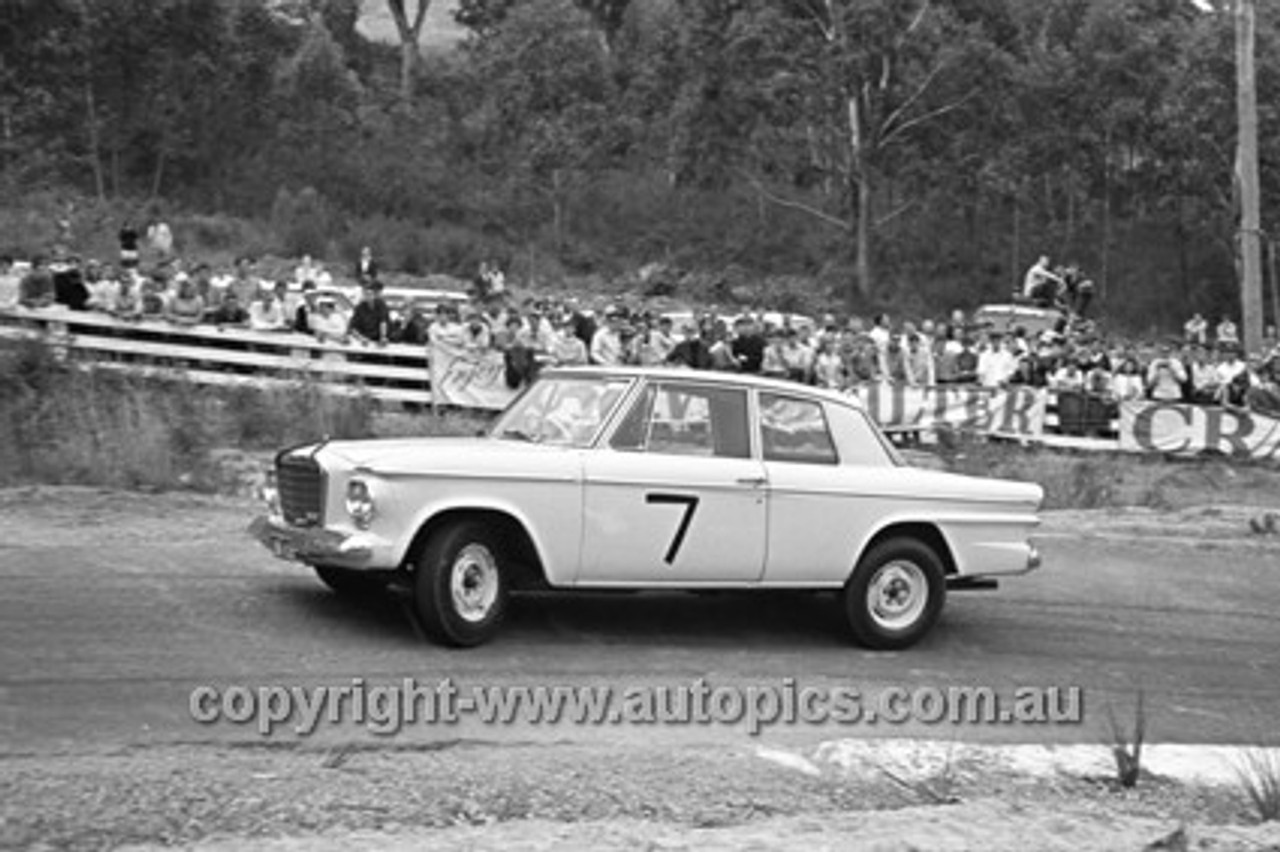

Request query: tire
[
  {"left": 843, "top": 537, "right": 946, "bottom": 650},
  {"left": 413, "top": 521, "right": 509, "bottom": 647},
  {"left": 314, "top": 564, "right": 388, "bottom": 597}
]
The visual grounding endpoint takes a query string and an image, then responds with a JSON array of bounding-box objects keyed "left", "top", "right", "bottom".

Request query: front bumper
[{"left": 248, "top": 515, "right": 374, "bottom": 567}]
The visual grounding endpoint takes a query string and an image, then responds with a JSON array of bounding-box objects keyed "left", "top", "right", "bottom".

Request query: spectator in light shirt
[
  {"left": 590, "top": 308, "right": 626, "bottom": 366},
  {"left": 977, "top": 336, "right": 1018, "bottom": 387},
  {"left": 309, "top": 298, "right": 347, "bottom": 343},
  {"left": 902, "top": 333, "right": 936, "bottom": 386},
  {"left": 248, "top": 287, "right": 287, "bottom": 331},
  {"left": 1184, "top": 313, "right": 1208, "bottom": 345},
  {"left": 1145, "top": 344, "right": 1187, "bottom": 401},
  {"left": 1215, "top": 316, "right": 1239, "bottom": 347},
  {"left": 0, "top": 256, "right": 20, "bottom": 308}
]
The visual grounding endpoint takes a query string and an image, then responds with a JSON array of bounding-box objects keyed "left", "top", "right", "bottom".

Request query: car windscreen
[{"left": 491, "top": 376, "right": 633, "bottom": 448}]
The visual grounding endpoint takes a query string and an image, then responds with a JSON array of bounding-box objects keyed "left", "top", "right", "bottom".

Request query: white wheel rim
[
  {"left": 450, "top": 543, "right": 499, "bottom": 623},
  {"left": 866, "top": 560, "right": 928, "bottom": 632}
]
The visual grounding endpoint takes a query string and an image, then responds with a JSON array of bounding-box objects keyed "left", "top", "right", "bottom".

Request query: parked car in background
[
  {"left": 251, "top": 367, "right": 1043, "bottom": 650},
  {"left": 972, "top": 304, "right": 1065, "bottom": 338}
]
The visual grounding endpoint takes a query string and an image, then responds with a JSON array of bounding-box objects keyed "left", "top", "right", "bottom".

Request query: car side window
[
  {"left": 610, "top": 383, "right": 749, "bottom": 459},
  {"left": 759, "top": 393, "right": 838, "bottom": 465}
]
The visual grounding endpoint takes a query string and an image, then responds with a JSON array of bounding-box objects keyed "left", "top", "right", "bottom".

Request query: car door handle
[{"left": 736, "top": 476, "right": 767, "bottom": 487}]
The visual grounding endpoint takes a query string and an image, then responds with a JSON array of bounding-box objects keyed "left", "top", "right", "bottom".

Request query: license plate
[{"left": 270, "top": 537, "right": 296, "bottom": 560}]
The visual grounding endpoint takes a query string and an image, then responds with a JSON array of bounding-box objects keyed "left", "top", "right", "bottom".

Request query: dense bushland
[{"left": 3, "top": 0, "right": 1279, "bottom": 330}]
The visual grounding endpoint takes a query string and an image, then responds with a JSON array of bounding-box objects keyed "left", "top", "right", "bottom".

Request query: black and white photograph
[{"left": 1, "top": 0, "right": 1279, "bottom": 849}]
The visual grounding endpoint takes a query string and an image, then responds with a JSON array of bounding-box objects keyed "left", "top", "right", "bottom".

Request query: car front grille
[{"left": 277, "top": 454, "right": 325, "bottom": 527}]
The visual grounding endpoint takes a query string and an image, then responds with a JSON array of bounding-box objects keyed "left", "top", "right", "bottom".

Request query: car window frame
[
  {"left": 491, "top": 373, "right": 637, "bottom": 448},
  {"left": 755, "top": 390, "right": 841, "bottom": 466},
  {"left": 604, "top": 378, "right": 753, "bottom": 460}
]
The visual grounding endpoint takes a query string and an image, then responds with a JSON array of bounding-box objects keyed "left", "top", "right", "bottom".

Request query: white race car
[{"left": 251, "top": 367, "right": 1042, "bottom": 649}]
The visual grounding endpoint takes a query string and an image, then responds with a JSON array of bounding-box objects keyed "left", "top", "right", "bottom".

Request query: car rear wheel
[
  {"left": 314, "top": 565, "right": 388, "bottom": 597},
  {"left": 414, "top": 521, "right": 508, "bottom": 647},
  {"left": 843, "top": 538, "right": 945, "bottom": 650}
]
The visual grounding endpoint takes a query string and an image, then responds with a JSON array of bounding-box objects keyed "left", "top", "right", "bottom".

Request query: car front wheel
[
  {"left": 414, "top": 521, "right": 508, "bottom": 647},
  {"left": 843, "top": 538, "right": 945, "bottom": 650}
]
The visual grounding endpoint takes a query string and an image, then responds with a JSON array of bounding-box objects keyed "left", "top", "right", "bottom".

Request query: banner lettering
[{"left": 1119, "top": 400, "right": 1280, "bottom": 460}]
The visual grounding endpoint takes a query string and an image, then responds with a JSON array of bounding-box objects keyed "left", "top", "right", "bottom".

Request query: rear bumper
[{"left": 248, "top": 514, "right": 374, "bottom": 568}]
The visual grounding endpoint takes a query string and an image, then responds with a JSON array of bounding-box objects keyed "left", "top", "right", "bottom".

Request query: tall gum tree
[
  {"left": 387, "top": 0, "right": 430, "bottom": 102},
  {"left": 744, "top": 0, "right": 991, "bottom": 307}
]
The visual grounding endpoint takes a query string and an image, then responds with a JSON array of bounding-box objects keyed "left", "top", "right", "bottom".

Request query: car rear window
[{"left": 758, "top": 393, "right": 838, "bottom": 465}]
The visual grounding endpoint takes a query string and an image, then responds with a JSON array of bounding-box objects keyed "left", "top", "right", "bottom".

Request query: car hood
[{"left": 315, "top": 436, "right": 573, "bottom": 477}]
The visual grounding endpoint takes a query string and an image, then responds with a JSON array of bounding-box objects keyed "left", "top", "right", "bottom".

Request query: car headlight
[{"left": 345, "top": 478, "right": 376, "bottom": 529}]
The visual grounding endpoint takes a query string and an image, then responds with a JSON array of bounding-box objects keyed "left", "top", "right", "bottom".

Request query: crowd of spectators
[{"left": 2, "top": 243, "right": 1279, "bottom": 420}]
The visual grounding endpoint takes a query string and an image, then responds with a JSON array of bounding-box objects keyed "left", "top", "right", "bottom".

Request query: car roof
[{"left": 540, "top": 365, "right": 867, "bottom": 410}]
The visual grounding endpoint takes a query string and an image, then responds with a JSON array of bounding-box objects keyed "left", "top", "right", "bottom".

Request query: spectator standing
[
  {"left": 146, "top": 217, "right": 174, "bottom": 261},
  {"left": 1022, "top": 255, "right": 1064, "bottom": 306},
  {"left": 666, "top": 323, "right": 714, "bottom": 369},
  {"left": 229, "top": 257, "right": 261, "bottom": 306},
  {"left": 1215, "top": 316, "right": 1239, "bottom": 348},
  {"left": 1145, "top": 345, "right": 1187, "bottom": 401},
  {"left": 1187, "top": 345, "right": 1219, "bottom": 404},
  {"left": 590, "top": 309, "right": 626, "bottom": 366},
  {"left": 1216, "top": 345, "right": 1247, "bottom": 391},
  {"left": 730, "top": 315, "right": 765, "bottom": 374},
  {"left": 396, "top": 304, "right": 431, "bottom": 345},
  {"left": 843, "top": 334, "right": 879, "bottom": 383},
  {"left": 248, "top": 287, "right": 287, "bottom": 331},
  {"left": 813, "top": 339, "right": 844, "bottom": 389},
  {"left": 954, "top": 338, "right": 979, "bottom": 384},
  {"left": 118, "top": 222, "right": 141, "bottom": 270},
  {"left": 549, "top": 317, "right": 589, "bottom": 366},
  {"left": 308, "top": 298, "right": 347, "bottom": 343},
  {"left": 210, "top": 291, "right": 249, "bottom": 328},
  {"left": 1111, "top": 356, "right": 1146, "bottom": 401},
  {"left": 760, "top": 330, "right": 788, "bottom": 378},
  {"left": 50, "top": 253, "right": 89, "bottom": 311},
  {"left": 462, "top": 308, "right": 493, "bottom": 352},
  {"left": 782, "top": 328, "right": 815, "bottom": 383},
  {"left": 355, "top": 246, "right": 378, "bottom": 284},
  {"left": 166, "top": 275, "right": 206, "bottom": 326},
  {"left": 0, "top": 256, "right": 21, "bottom": 308},
  {"left": 111, "top": 274, "right": 143, "bottom": 320},
  {"left": 867, "top": 313, "right": 893, "bottom": 378},
  {"left": 1184, "top": 313, "right": 1208, "bottom": 345},
  {"left": 977, "top": 337, "right": 1018, "bottom": 387},
  {"left": 139, "top": 276, "right": 169, "bottom": 318},
  {"left": 639, "top": 316, "right": 676, "bottom": 366},
  {"left": 348, "top": 282, "right": 390, "bottom": 345},
  {"left": 903, "top": 334, "right": 936, "bottom": 386}
]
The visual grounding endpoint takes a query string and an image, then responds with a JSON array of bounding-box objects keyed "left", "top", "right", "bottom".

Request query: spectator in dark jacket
[{"left": 348, "top": 282, "right": 390, "bottom": 345}]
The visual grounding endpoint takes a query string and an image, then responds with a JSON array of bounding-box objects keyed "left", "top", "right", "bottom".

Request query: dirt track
[{"left": 2, "top": 485, "right": 1279, "bottom": 849}]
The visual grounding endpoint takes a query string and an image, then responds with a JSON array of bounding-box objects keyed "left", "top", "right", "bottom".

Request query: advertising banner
[
  {"left": 1119, "top": 400, "right": 1280, "bottom": 460},
  {"left": 429, "top": 342, "right": 518, "bottom": 410},
  {"left": 848, "top": 383, "right": 1046, "bottom": 436}
]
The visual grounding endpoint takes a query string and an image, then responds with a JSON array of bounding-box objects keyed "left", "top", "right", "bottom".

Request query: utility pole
[{"left": 1236, "top": 0, "right": 1264, "bottom": 354}]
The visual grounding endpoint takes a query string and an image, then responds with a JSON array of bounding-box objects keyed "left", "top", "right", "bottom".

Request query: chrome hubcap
[
  {"left": 867, "top": 560, "right": 928, "bottom": 631},
  {"left": 450, "top": 544, "right": 499, "bottom": 623}
]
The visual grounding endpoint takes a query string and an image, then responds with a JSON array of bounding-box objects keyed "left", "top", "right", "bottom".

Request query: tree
[
  {"left": 740, "top": 0, "right": 996, "bottom": 306},
  {"left": 464, "top": 0, "right": 620, "bottom": 246},
  {"left": 387, "top": 0, "right": 431, "bottom": 102}
]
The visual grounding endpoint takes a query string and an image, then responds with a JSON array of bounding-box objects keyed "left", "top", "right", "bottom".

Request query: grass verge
[{"left": 0, "top": 340, "right": 486, "bottom": 492}]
